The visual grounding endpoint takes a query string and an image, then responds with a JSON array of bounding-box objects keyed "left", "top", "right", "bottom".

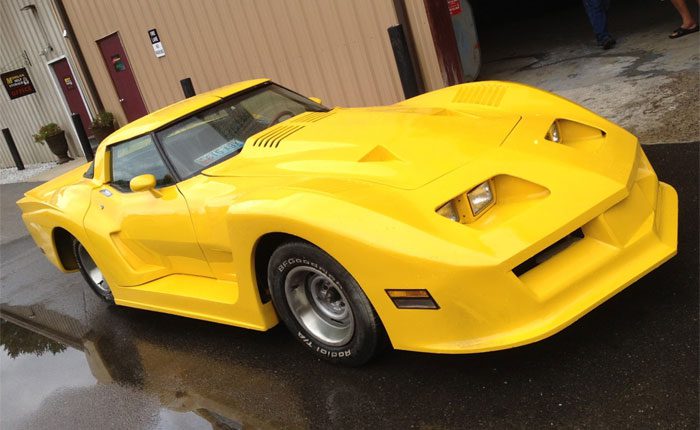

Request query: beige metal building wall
[
  {"left": 62, "top": 0, "right": 413, "bottom": 127},
  {"left": 404, "top": 0, "right": 443, "bottom": 91},
  {"left": 0, "top": 0, "right": 84, "bottom": 168}
]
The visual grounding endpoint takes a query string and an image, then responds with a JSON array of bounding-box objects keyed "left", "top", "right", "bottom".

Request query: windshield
[{"left": 156, "top": 84, "right": 326, "bottom": 179}]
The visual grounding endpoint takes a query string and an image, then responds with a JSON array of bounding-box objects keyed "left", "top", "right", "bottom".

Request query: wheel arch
[
  {"left": 253, "top": 232, "right": 307, "bottom": 304},
  {"left": 227, "top": 191, "right": 465, "bottom": 335},
  {"left": 52, "top": 227, "right": 78, "bottom": 271}
]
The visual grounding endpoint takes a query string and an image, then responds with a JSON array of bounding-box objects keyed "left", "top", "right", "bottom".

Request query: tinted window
[
  {"left": 157, "top": 84, "right": 326, "bottom": 178},
  {"left": 110, "top": 135, "right": 174, "bottom": 192}
]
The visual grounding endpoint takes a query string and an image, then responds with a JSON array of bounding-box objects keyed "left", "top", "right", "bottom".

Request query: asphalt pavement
[{"left": 0, "top": 143, "right": 698, "bottom": 429}]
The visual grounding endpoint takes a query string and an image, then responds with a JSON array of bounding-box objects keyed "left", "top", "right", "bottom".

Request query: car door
[{"left": 84, "top": 134, "right": 213, "bottom": 287}]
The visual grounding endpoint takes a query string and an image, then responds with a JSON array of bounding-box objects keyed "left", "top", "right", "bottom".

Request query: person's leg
[
  {"left": 670, "top": 0, "right": 697, "bottom": 28},
  {"left": 582, "top": 0, "right": 614, "bottom": 46}
]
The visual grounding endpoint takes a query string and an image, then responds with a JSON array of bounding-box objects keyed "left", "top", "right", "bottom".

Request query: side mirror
[
  {"left": 308, "top": 96, "right": 322, "bottom": 105},
  {"left": 130, "top": 174, "right": 157, "bottom": 193}
]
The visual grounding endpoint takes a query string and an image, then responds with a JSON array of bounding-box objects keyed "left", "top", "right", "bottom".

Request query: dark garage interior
[
  {"left": 466, "top": 0, "right": 699, "bottom": 145},
  {"left": 473, "top": 0, "right": 698, "bottom": 67}
]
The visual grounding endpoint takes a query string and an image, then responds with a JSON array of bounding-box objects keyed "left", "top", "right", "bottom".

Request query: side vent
[
  {"left": 453, "top": 84, "right": 507, "bottom": 107},
  {"left": 250, "top": 125, "right": 305, "bottom": 148},
  {"left": 291, "top": 110, "right": 336, "bottom": 123}
]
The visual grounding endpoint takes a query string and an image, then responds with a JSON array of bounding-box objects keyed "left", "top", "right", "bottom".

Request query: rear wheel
[
  {"left": 268, "top": 241, "right": 388, "bottom": 366},
  {"left": 73, "top": 240, "right": 114, "bottom": 303}
]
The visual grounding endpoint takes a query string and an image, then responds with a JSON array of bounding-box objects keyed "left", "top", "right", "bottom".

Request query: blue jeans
[{"left": 583, "top": 0, "right": 613, "bottom": 44}]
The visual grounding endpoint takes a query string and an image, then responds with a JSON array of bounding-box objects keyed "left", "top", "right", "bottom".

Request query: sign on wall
[
  {"left": 1, "top": 68, "right": 36, "bottom": 99},
  {"left": 148, "top": 29, "right": 165, "bottom": 58},
  {"left": 111, "top": 54, "right": 126, "bottom": 72}
]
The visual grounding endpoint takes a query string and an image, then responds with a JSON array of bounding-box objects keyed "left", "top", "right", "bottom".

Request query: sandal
[{"left": 669, "top": 25, "right": 699, "bottom": 39}]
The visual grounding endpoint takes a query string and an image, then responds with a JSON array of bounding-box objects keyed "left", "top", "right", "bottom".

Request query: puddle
[{"left": 0, "top": 319, "right": 226, "bottom": 430}]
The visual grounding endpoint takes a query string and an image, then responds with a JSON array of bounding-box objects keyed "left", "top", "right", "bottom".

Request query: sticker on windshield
[{"left": 194, "top": 141, "right": 244, "bottom": 167}]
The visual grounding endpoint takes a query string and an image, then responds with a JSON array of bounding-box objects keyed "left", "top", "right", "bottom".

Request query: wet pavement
[
  {"left": 1, "top": 143, "right": 698, "bottom": 429},
  {"left": 477, "top": 0, "right": 700, "bottom": 145}
]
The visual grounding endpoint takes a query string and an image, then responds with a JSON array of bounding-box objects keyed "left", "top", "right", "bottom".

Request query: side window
[{"left": 110, "top": 135, "right": 175, "bottom": 192}]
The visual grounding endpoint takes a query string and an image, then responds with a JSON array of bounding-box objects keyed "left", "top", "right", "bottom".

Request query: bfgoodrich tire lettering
[{"left": 268, "top": 241, "right": 388, "bottom": 366}]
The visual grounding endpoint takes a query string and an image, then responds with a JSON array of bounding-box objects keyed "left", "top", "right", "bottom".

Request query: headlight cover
[
  {"left": 437, "top": 200, "right": 459, "bottom": 222},
  {"left": 436, "top": 180, "right": 496, "bottom": 223},
  {"left": 467, "top": 181, "right": 494, "bottom": 216},
  {"left": 545, "top": 119, "right": 604, "bottom": 147},
  {"left": 546, "top": 121, "right": 561, "bottom": 143}
]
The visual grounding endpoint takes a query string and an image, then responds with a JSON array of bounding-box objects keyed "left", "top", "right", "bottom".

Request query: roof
[{"left": 101, "top": 78, "right": 270, "bottom": 146}]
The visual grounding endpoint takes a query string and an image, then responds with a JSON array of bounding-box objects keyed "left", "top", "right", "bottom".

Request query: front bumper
[{"left": 367, "top": 150, "right": 678, "bottom": 354}]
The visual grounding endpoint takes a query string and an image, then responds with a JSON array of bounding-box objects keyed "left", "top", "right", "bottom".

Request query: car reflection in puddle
[{"left": 0, "top": 315, "right": 242, "bottom": 430}]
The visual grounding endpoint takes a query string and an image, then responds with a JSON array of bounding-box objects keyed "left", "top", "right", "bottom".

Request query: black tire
[
  {"left": 268, "top": 241, "right": 388, "bottom": 366},
  {"left": 73, "top": 239, "right": 114, "bottom": 303}
]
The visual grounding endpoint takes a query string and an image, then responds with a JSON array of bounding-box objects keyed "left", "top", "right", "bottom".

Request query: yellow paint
[
  {"left": 129, "top": 174, "right": 156, "bottom": 193},
  {"left": 17, "top": 81, "right": 678, "bottom": 353}
]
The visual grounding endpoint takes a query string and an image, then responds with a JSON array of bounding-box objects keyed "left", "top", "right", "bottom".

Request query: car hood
[{"left": 203, "top": 107, "right": 520, "bottom": 189}]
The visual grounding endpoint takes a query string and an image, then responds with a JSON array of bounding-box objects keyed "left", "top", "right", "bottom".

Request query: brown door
[
  {"left": 97, "top": 33, "right": 148, "bottom": 122},
  {"left": 50, "top": 58, "right": 93, "bottom": 135}
]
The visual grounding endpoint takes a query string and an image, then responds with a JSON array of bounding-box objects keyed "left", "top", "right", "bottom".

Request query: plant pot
[
  {"left": 92, "top": 123, "right": 116, "bottom": 144},
  {"left": 45, "top": 131, "right": 73, "bottom": 164}
]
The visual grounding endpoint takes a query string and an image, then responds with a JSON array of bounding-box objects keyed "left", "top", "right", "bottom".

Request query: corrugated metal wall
[
  {"left": 62, "top": 0, "right": 411, "bottom": 127},
  {"left": 0, "top": 0, "right": 85, "bottom": 168}
]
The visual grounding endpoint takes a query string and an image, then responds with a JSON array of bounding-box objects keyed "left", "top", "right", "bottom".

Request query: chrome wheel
[
  {"left": 78, "top": 245, "right": 110, "bottom": 294},
  {"left": 284, "top": 266, "right": 354, "bottom": 346}
]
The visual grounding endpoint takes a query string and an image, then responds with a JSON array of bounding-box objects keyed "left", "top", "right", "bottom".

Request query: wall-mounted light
[{"left": 20, "top": 4, "right": 54, "bottom": 57}]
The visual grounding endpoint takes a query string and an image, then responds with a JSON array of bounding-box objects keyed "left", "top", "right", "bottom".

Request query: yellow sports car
[{"left": 18, "top": 79, "right": 678, "bottom": 365}]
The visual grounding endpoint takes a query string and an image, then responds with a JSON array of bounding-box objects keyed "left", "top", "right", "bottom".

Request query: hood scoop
[{"left": 359, "top": 145, "right": 401, "bottom": 163}]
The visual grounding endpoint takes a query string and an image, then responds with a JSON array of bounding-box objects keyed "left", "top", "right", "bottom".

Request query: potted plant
[
  {"left": 33, "top": 123, "right": 73, "bottom": 164},
  {"left": 91, "top": 111, "right": 116, "bottom": 143}
]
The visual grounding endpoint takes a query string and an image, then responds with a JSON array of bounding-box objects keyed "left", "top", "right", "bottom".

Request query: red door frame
[
  {"left": 422, "top": 0, "right": 464, "bottom": 86},
  {"left": 49, "top": 56, "right": 93, "bottom": 136},
  {"left": 96, "top": 32, "right": 148, "bottom": 122}
]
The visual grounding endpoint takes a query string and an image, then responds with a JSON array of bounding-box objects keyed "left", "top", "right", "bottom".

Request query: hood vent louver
[
  {"left": 249, "top": 111, "right": 334, "bottom": 149},
  {"left": 453, "top": 84, "right": 507, "bottom": 107},
  {"left": 291, "top": 110, "right": 336, "bottom": 123},
  {"left": 250, "top": 125, "right": 305, "bottom": 148}
]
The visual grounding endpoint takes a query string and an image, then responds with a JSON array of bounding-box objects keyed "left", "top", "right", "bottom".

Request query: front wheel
[
  {"left": 268, "top": 241, "right": 388, "bottom": 366},
  {"left": 73, "top": 240, "right": 114, "bottom": 303}
]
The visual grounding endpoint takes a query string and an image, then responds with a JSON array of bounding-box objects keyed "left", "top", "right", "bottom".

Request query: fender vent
[
  {"left": 250, "top": 125, "right": 305, "bottom": 148},
  {"left": 453, "top": 84, "right": 506, "bottom": 107},
  {"left": 291, "top": 110, "right": 336, "bottom": 123}
]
